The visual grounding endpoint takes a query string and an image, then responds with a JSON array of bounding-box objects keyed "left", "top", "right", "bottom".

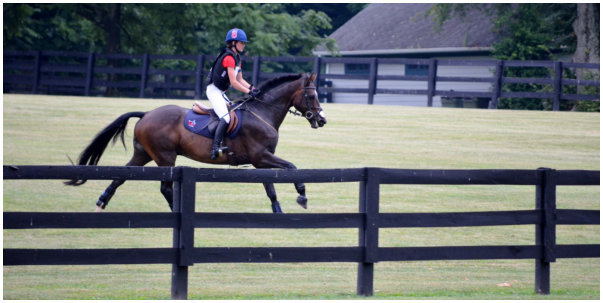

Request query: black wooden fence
[
  {"left": 3, "top": 165, "right": 600, "bottom": 299},
  {"left": 3, "top": 50, "right": 599, "bottom": 110}
]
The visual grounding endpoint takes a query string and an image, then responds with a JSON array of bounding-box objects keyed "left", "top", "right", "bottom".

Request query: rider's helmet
[{"left": 225, "top": 28, "right": 249, "bottom": 43}]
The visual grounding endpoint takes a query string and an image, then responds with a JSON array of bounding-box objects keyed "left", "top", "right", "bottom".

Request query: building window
[
  {"left": 405, "top": 64, "right": 429, "bottom": 76},
  {"left": 345, "top": 63, "right": 370, "bottom": 75}
]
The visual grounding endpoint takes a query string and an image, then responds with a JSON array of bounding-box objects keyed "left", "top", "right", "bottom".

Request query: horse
[{"left": 65, "top": 73, "right": 327, "bottom": 213}]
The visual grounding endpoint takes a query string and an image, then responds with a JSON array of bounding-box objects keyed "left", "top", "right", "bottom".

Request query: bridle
[{"left": 290, "top": 77, "right": 323, "bottom": 121}]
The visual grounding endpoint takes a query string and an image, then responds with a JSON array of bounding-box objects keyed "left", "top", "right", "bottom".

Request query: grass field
[{"left": 3, "top": 94, "right": 600, "bottom": 299}]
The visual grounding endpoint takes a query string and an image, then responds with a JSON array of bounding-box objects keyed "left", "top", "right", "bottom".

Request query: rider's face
[{"left": 235, "top": 41, "right": 246, "bottom": 52}]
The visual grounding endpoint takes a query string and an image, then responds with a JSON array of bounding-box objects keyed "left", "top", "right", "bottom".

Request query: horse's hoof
[
  {"left": 272, "top": 202, "right": 283, "bottom": 213},
  {"left": 95, "top": 206, "right": 103, "bottom": 213},
  {"left": 296, "top": 195, "right": 308, "bottom": 209}
]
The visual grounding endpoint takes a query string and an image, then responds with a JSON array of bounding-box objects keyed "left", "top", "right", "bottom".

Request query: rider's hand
[{"left": 249, "top": 87, "right": 261, "bottom": 98}]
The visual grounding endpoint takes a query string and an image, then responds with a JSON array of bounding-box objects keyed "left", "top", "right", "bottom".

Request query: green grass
[{"left": 3, "top": 94, "right": 600, "bottom": 299}]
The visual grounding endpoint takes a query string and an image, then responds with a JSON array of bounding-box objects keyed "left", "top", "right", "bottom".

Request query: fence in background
[
  {"left": 3, "top": 50, "right": 599, "bottom": 109},
  {"left": 3, "top": 165, "right": 599, "bottom": 299}
]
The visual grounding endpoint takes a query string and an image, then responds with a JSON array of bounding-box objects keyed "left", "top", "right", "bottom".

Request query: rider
[{"left": 206, "top": 28, "right": 260, "bottom": 160}]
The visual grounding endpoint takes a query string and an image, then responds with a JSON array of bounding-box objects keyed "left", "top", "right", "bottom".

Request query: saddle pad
[{"left": 183, "top": 109, "right": 243, "bottom": 139}]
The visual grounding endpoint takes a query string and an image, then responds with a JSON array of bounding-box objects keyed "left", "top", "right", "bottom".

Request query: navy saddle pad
[{"left": 183, "top": 109, "right": 243, "bottom": 139}]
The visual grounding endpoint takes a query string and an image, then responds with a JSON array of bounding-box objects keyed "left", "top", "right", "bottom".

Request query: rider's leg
[
  {"left": 206, "top": 84, "right": 231, "bottom": 160},
  {"left": 206, "top": 84, "right": 231, "bottom": 124},
  {"left": 211, "top": 118, "right": 229, "bottom": 160}
]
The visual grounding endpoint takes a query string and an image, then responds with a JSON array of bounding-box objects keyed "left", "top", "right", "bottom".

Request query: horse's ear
[{"left": 307, "top": 73, "right": 317, "bottom": 84}]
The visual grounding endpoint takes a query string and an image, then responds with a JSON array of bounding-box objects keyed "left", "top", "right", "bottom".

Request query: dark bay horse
[{"left": 65, "top": 73, "right": 326, "bottom": 213}]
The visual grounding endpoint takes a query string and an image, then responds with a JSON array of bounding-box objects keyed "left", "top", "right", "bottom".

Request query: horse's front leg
[
  {"left": 275, "top": 160, "right": 307, "bottom": 209},
  {"left": 263, "top": 183, "right": 283, "bottom": 213},
  {"left": 253, "top": 152, "right": 308, "bottom": 211}
]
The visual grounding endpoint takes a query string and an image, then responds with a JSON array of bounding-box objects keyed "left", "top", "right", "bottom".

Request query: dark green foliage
[
  {"left": 428, "top": 4, "right": 598, "bottom": 111},
  {"left": 3, "top": 3, "right": 337, "bottom": 56}
]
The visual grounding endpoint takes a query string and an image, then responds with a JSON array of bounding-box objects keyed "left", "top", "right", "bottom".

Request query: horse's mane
[{"left": 257, "top": 73, "right": 304, "bottom": 96}]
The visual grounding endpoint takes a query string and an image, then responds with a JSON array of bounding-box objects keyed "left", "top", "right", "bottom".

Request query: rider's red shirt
[{"left": 222, "top": 55, "right": 237, "bottom": 69}]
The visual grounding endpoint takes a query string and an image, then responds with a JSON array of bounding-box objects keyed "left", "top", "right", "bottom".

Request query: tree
[
  {"left": 70, "top": 4, "right": 122, "bottom": 54},
  {"left": 573, "top": 4, "right": 600, "bottom": 65},
  {"left": 427, "top": 4, "right": 599, "bottom": 111},
  {"left": 572, "top": 4, "right": 599, "bottom": 112},
  {"left": 3, "top": 3, "right": 335, "bottom": 56},
  {"left": 3, "top": 4, "right": 106, "bottom": 52},
  {"left": 281, "top": 3, "right": 367, "bottom": 37}
]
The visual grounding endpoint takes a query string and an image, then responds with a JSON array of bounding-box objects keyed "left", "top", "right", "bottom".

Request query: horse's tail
[{"left": 64, "top": 111, "right": 146, "bottom": 186}]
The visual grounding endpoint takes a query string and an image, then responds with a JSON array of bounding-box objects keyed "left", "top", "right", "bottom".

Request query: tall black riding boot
[{"left": 210, "top": 118, "right": 229, "bottom": 160}]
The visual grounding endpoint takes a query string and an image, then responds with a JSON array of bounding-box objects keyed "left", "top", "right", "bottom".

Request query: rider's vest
[{"left": 208, "top": 48, "right": 241, "bottom": 91}]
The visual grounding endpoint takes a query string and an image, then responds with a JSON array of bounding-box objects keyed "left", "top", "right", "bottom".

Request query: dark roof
[{"left": 316, "top": 3, "right": 497, "bottom": 55}]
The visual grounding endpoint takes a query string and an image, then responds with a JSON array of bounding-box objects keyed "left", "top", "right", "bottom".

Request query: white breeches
[{"left": 206, "top": 83, "right": 231, "bottom": 123}]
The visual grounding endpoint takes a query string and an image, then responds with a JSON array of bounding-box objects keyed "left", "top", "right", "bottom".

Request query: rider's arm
[
  {"left": 236, "top": 71, "right": 252, "bottom": 90},
  {"left": 227, "top": 67, "right": 251, "bottom": 94},
  {"left": 223, "top": 55, "right": 251, "bottom": 94}
]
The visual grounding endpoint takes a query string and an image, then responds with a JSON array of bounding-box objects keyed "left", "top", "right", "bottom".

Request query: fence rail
[
  {"left": 3, "top": 51, "right": 599, "bottom": 109},
  {"left": 3, "top": 165, "right": 600, "bottom": 299}
]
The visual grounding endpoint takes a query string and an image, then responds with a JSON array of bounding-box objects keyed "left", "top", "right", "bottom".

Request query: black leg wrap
[
  {"left": 96, "top": 199, "right": 106, "bottom": 209},
  {"left": 96, "top": 189, "right": 113, "bottom": 209},
  {"left": 96, "top": 180, "right": 124, "bottom": 210}
]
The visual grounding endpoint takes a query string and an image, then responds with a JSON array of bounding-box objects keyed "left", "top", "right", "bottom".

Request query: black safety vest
[{"left": 207, "top": 48, "right": 241, "bottom": 91}]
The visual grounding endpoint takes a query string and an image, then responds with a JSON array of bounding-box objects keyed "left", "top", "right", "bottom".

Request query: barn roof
[{"left": 314, "top": 3, "right": 498, "bottom": 56}]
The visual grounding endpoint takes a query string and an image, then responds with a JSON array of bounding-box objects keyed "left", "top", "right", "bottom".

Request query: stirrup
[
  {"left": 211, "top": 146, "right": 229, "bottom": 159},
  {"left": 217, "top": 146, "right": 229, "bottom": 157}
]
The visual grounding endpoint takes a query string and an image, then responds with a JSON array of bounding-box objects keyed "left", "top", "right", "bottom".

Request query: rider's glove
[{"left": 249, "top": 87, "right": 261, "bottom": 98}]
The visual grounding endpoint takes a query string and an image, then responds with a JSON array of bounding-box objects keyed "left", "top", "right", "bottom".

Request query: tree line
[{"left": 3, "top": 3, "right": 367, "bottom": 57}]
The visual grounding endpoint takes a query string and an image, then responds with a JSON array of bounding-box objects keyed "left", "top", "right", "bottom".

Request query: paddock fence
[
  {"left": 3, "top": 165, "right": 600, "bottom": 299},
  {"left": 3, "top": 50, "right": 600, "bottom": 109}
]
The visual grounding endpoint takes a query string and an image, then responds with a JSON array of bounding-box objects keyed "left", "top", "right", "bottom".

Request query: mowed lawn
[{"left": 3, "top": 94, "right": 600, "bottom": 299}]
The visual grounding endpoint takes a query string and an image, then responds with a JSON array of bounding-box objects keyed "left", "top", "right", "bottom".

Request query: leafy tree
[
  {"left": 3, "top": 3, "right": 335, "bottom": 57},
  {"left": 427, "top": 4, "right": 599, "bottom": 111},
  {"left": 281, "top": 3, "right": 367, "bottom": 37},
  {"left": 4, "top": 4, "right": 105, "bottom": 52},
  {"left": 490, "top": 4, "right": 575, "bottom": 111}
]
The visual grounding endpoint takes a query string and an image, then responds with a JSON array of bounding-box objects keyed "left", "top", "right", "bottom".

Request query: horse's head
[{"left": 292, "top": 74, "right": 327, "bottom": 129}]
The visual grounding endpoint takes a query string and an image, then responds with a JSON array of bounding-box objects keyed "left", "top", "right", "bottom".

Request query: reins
[
  {"left": 240, "top": 74, "right": 322, "bottom": 129},
  {"left": 230, "top": 95, "right": 279, "bottom": 132}
]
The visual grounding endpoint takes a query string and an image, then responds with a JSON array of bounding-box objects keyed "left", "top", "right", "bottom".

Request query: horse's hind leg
[
  {"left": 160, "top": 181, "right": 174, "bottom": 211},
  {"left": 96, "top": 179, "right": 126, "bottom": 212},
  {"left": 147, "top": 151, "right": 177, "bottom": 211},
  {"left": 95, "top": 140, "right": 152, "bottom": 212}
]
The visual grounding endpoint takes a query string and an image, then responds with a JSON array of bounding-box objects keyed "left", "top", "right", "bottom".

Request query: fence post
[
  {"left": 427, "top": 58, "right": 438, "bottom": 107},
  {"left": 313, "top": 57, "right": 322, "bottom": 87},
  {"left": 171, "top": 167, "right": 196, "bottom": 299},
  {"left": 367, "top": 58, "right": 378, "bottom": 105},
  {"left": 357, "top": 167, "right": 379, "bottom": 296},
  {"left": 489, "top": 60, "right": 504, "bottom": 109},
  {"left": 140, "top": 54, "right": 150, "bottom": 98},
  {"left": 195, "top": 55, "right": 205, "bottom": 99},
  {"left": 553, "top": 61, "right": 562, "bottom": 111},
  {"left": 32, "top": 51, "right": 42, "bottom": 94},
  {"left": 85, "top": 52, "right": 96, "bottom": 96},
  {"left": 535, "top": 167, "right": 557, "bottom": 294},
  {"left": 252, "top": 56, "right": 261, "bottom": 87}
]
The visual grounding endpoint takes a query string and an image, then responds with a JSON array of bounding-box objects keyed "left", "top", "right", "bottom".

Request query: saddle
[
  {"left": 192, "top": 101, "right": 239, "bottom": 134},
  {"left": 184, "top": 101, "right": 243, "bottom": 139}
]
